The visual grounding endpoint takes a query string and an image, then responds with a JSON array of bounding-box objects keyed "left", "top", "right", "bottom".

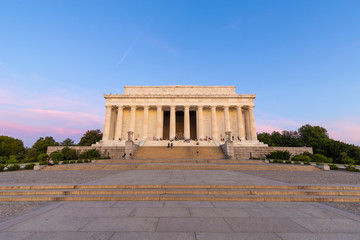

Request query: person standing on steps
[
  {"left": 168, "top": 142, "right": 170, "bottom": 148},
  {"left": 171, "top": 142, "right": 173, "bottom": 148}
]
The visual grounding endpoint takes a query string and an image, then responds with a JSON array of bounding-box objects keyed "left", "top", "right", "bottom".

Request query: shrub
[
  {"left": 345, "top": 165, "right": 359, "bottom": 172},
  {"left": 62, "top": 160, "right": 69, "bottom": 164},
  {"left": 7, "top": 164, "right": 20, "bottom": 171},
  {"left": 24, "top": 163, "right": 35, "bottom": 170},
  {"left": 50, "top": 152, "right": 64, "bottom": 161},
  {"left": 325, "top": 157, "right": 333, "bottom": 163},
  {"left": 303, "top": 151, "right": 313, "bottom": 159},
  {"left": 0, "top": 164, "right": 6, "bottom": 172},
  {"left": 6, "top": 155, "right": 18, "bottom": 164},
  {"left": 0, "top": 156, "right": 8, "bottom": 164},
  {"left": 303, "top": 161, "right": 310, "bottom": 165},
  {"left": 79, "top": 149, "right": 100, "bottom": 159},
  {"left": 77, "top": 159, "right": 83, "bottom": 163},
  {"left": 329, "top": 164, "right": 339, "bottom": 170},
  {"left": 285, "top": 160, "right": 292, "bottom": 164},
  {"left": 292, "top": 154, "right": 312, "bottom": 163},
  {"left": 53, "top": 160, "right": 59, "bottom": 165},
  {"left": 61, "top": 147, "right": 77, "bottom": 160},
  {"left": 313, "top": 154, "right": 328, "bottom": 163},
  {"left": 294, "top": 161, "right": 300, "bottom": 164},
  {"left": 70, "top": 160, "right": 76, "bottom": 164},
  {"left": 37, "top": 153, "right": 49, "bottom": 162},
  {"left": 84, "top": 159, "right": 89, "bottom": 163},
  {"left": 341, "top": 158, "right": 355, "bottom": 165},
  {"left": 39, "top": 161, "right": 47, "bottom": 165},
  {"left": 266, "top": 151, "right": 291, "bottom": 160}
]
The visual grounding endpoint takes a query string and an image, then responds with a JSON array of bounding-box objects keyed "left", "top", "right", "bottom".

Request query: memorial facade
[
  {"left": 101, "top": 86, "right": 259, "bottom": 145},
  {"left": 48, "top": 86, "right": 313, "bottom": 159}
]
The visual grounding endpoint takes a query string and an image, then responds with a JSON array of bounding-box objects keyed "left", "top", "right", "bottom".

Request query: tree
[
  {"left": 298, "top": 125, "right": 329, "bottom": 149},
  {"left": 25, "top": 148, "right": 38, "bottom": 162},
  {"left": 61, "top": 138, "right": 75, "bottom": 146},
  {"left": 78, "top": 129, "right": 102, "bottom": 146},
  {"left": 61, "top": 147, "right": 77, "bottom": 160},
  {"left": 32, "top": 136, "right": 59, "bottom": 154},
  {"left": 0, "top": 136, "right": 25, "bottom": 157},
  {"left": 258, "top": 124, "right": 360, "bottom": 164}
]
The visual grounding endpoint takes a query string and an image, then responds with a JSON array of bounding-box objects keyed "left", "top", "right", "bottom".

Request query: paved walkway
[
  {"left": 1, "top": 170, "right": 360, "bottom": 239},
  {"left": 83, "top": 170, "right": 287, "bottom": 186}
]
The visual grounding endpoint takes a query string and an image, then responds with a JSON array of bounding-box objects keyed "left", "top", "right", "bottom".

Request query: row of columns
[{"left": 103, "top": 105, "right": 257, "bottom": 141}]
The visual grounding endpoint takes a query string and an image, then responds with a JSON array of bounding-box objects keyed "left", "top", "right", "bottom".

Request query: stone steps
[
  {"left": 95, "top": 159, "right": 264, "bottom": 164},
  {"left": 1, "top": 185, "right": 360, "bottom": 202},
  {"left": 133, "top": 146, "right": 225, "bottom": 159},
  {"left": 41, "top": 163, "right": 320, "bottom": 171}
]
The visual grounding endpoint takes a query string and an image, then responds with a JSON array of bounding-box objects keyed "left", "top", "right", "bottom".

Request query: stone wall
[
  {"left": 233, "top": 146, "right": 313, "bottom": 159},
  {"left": 47, "top": 146, "right": 126, "bottom": 159}
]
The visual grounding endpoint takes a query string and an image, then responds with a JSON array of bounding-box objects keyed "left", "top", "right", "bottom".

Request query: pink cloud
[
  {"left": 23, "top": 108, "right": 103, "bottom": 125},
  {"left": 325, "top": 120, "right": 360, "bottom": 146},
  {"left": 0, "top": 121, "right": 85, "bottom": 136},
  {"left": 256, "top": 124, "right": 282, "bottom": 133}
]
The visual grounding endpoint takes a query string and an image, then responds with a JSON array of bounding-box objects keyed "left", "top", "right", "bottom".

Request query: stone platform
[{"left": 1, "top": 170, "right": 360, "bottom": 240}]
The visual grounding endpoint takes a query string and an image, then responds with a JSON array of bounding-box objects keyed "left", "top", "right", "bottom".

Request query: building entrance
[{"left": 162, "top": 110, "right": 197, "bottom": 140}]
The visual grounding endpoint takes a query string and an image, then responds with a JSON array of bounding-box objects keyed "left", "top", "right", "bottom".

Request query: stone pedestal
[{"left": 221, "top": 140, "right": 234, "bottom": 159}]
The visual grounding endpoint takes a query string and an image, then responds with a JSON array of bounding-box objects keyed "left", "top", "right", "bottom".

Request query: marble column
[
  {"left": 114, "top": 106, "right": 123, "bottom": 140},
  {"left": 224, "top": 106, "right": 231, "bottom": 132},
  {"left": 211, "top": 106, "right": 218, "bottom": 140},
  {"left": 184, "top": 105, "right": 190, "bottom": 139},
  {"left": 156, "top": 105, "right": 163, "bottom": 139},
  {"left": 245, "top": 107, "right": 251, "bottom": 140},
  {"left": 236, "top": 106, "right": 245, "bottom": 139},
  {"left": 170, "top": 106, "right": 176, "bottom": 140},
  {"left": 197, "top": 106, "right": 204, "bottom": 140},
  {"left": 102, "top": 106, "right": 113, "bottom": 141},
  {"left": 142, "top": 106, "right": 149, "bottom": 140},
  {"left": 130, "top": 106, "right": 136, "bottom": 132},
  {"left": 249, "top": 106, "right": 258, "bottom": 140}
]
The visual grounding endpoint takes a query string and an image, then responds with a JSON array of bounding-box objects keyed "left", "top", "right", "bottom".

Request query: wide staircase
[
  {"left": 42, "top": 161, "right": 321, "bottom": 171},
  {"left": 1, "top": 185, "right": 360, "bottom": 202},
  {"left": 133, "top": 146, "right": 225, "bottom": 159}
]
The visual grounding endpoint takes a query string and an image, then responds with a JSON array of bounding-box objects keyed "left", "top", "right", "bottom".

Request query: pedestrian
[
  {"left": 168, "top": 142, "right": 170, "bottom": 148},
  {"left": 171, "top": 142, "right": 173, "bottom": 148},
  {"left": 48, "top": 158, "right": 54, "bottom": 166}
]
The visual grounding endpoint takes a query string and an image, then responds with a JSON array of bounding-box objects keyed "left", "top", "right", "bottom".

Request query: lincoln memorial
[
  {"left": 100, "top": 86, "right": 260, "bottom": 146},
  {"left": 48, "top": 85, "right": 312, "bottom": 159}
]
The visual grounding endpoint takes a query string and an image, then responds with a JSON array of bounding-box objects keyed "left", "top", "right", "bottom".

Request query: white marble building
[{"left": 100, "top": 86, "right": 260, "bottom": 146}]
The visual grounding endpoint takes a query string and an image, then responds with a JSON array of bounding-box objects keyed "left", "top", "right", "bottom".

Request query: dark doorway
[
  {"left": 176, "top": 111, "right": 184, "bottom": 139},
  {"left": 163, "top": 111, "right": 170, "bottom": 140},
  {"left": 190, "top": 111, "right": 197, "bottom": 139}
]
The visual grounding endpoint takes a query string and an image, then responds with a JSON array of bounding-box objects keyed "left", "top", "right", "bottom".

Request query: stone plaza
[{"left": 2, "top": 85, "right": 360, "bottom": 239}]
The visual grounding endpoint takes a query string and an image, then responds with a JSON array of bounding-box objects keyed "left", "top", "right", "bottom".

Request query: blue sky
[{"left": 1, "top": 0, "right": 360, "bottom": 147}]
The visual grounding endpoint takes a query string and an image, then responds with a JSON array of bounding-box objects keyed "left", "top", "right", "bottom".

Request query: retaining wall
[{"left": 233, "top": 146, "right": 313, "bottom": 159}]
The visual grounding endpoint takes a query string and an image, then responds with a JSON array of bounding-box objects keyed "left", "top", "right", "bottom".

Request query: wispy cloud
[{"left": 114, "top": 34, "right": 141, "bottom": 68}]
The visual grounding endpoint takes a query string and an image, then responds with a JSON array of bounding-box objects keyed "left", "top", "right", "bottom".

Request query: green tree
[
  {"left": 37, "top": 153, "right": 49, "bottom": 162},
  {"left": 61, "top": 147, "right": 77, "bottom": 160},
  {"left": 61, "top": 138, "right": 75, "bottom": 146},
  {"left": 50, "top": 152, "right": 64, "bottom": 161},
  {"left": 79, "top": 149, "right": 100, "bottom": 159},
  {"left": 78, "top": 129, "right": 102, "bottom": 146},
  {"left": 0, "top": 136, "right": 25, "bottom": 157},
  {"left": 32, "top": 137, "right": 59, "bottom": 154},
  {"left": 25, "top": 148, "right": 38, "bottom": 162},
  {"left": 298, "top": 125, "right": 329, "bottom": 150}
]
